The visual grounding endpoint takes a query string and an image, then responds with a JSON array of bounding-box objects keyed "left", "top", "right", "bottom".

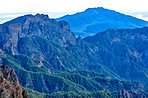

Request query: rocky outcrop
[
  {"left": 0, "top": 14, "right": 77, "bottom": 69},
  {"left": 115, "top": 90, "right": 146, "bottom": 98},
  {"left": 0, "top": 65, "right": 29, "bottom": 98},
  {"left": 0, "top": 14, "right": 76, "bottom": 55}
]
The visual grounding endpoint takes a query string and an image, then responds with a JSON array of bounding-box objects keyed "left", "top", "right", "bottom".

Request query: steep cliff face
[
  {"left": 0, "top": 14, "right": 76, "bottom": 55},
  {"left": 0, "top": 14, "right": 77, "bottom": 71},
  {"left": 0, "top": 65, "right": 29, "bottom": 98}
]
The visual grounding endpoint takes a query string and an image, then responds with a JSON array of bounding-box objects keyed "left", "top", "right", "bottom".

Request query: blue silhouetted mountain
[{"left": 57, "top": 7, "right": 148, "bottom": 37}]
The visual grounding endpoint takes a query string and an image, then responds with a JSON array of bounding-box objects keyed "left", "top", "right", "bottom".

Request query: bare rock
[{"left": 0, "top": 65, "right": 29, "bottom": 98}]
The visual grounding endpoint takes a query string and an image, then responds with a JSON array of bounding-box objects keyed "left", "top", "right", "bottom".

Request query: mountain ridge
[
  {"left": 57, "top": 7, "right": 148, "bottom": 37},
  {"left": 0, "top": 13, "right": 148, "bottom": 97}
]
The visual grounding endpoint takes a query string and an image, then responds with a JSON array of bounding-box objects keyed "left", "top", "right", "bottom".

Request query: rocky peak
[
  {"left": 84, "top": 7, "right": 105, "bottom": 13},
  {"left": 35, "top": 13, "right": 50, "bottom": 21},
  {"left": 77, "top": 36, "right": 82, "bottom": 40},
  {"left": 76, "top": 35, "right": 83, "bottom": 46},
  {"left": 0, "top": 14, "right": 76, "bottom": 54}
]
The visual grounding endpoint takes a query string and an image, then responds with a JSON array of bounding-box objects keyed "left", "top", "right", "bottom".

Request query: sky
[{"left": 0, "top": 0, "right": 148, "bottom": 23}]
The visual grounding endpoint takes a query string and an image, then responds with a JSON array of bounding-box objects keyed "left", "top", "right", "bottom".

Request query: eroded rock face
[
  {"left": 117, "top": 90, "right": 146, "bottom": 98},
  {"left": 0, "top": 65, "right": 29, "bottom": 98},
  {"left": 0, "top": 14, "right": 76, "bottom": 55}
]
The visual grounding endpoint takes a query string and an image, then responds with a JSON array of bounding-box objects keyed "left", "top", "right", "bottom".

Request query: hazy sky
[
  {"left": 0, "top": 0, "right": 148, "bottom": 23},
  {"left": 0, "top": 0, "right": 148, "bottom": 13}
]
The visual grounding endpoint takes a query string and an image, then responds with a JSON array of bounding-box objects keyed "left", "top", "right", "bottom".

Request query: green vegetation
[
  {"left": 48, "top": 90, "right": 111, "bottom": 98},
  {"left": 2, "top": 51, "right": 147, "bottom": 96},
  {"left": 0, "top": 14, "right": 148, "bottom": 97},
  {"left": 24, "top": 88, "right": 47, "bottom": 98}
]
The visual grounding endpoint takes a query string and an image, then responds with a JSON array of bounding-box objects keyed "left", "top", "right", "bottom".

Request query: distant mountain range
[
  {"left": 57, "top": 7, "right": 148, "bottom": 37},
  {"left": 0, "top": 12, "right": 148, "bottom": 97}
]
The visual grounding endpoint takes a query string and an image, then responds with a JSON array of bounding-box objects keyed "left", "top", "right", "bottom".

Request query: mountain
[
  {"left": 0, "top": 14, "right": 148, "bottom": 97},
  {"left": 1, "top": 48, "right": 147, "bottom": 96},
  {"left": 48, "top": 90, "right": 147, "bottom": 98},
  {"left": 84, "top": 27, "right": 148, "bottom": 83},
  {"left": 57, "top": 7, "right": 148, "bottom": 37},
  {"left": 0, "top": 65, "right": 29, "bottom": 98}
]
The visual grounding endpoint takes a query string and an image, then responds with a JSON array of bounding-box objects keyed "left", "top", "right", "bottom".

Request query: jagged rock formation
[
  {"left": 0, "top": 14, "right": 75, "bottom": 54},
  {"left": 116, "top": 90, "right": 146, "bottom": 98},
  {"left": 0, "top": 65, "right": 29, "bottom": 98},
  {"left": 0, "top": 13, "right": 77, "bottom": 71}
]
